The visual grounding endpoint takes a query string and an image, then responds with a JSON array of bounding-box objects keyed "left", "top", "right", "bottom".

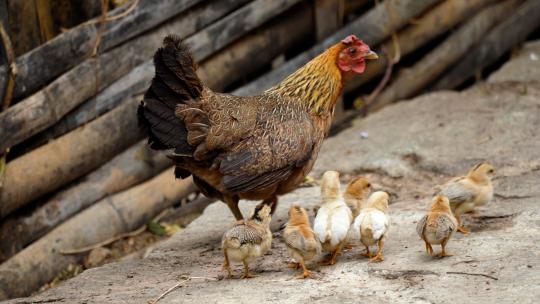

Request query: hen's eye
[{"left": 348, "top": 47, "right": 356, "bottom": 54}]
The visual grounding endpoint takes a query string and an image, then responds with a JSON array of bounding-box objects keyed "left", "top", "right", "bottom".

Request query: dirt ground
[{"left": 4, "top": 42, "right": 540, "bottom": 304}]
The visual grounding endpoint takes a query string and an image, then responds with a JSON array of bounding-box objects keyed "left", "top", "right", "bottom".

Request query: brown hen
[{"left": 138, "top": 35, "right": 377, "bottom": 220}]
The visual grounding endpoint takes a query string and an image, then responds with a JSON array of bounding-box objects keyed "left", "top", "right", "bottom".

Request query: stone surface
[{"left": 4, "top": 43, "right": 540, "bottom": 304}]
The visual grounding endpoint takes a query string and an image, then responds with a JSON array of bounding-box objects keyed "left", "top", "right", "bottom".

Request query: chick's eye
[
  {"left": 348, "top": 47, "right": 356, "bottom": 54},
  {"left": 367, "top": 183, "right": 371, "bottom": 187}
]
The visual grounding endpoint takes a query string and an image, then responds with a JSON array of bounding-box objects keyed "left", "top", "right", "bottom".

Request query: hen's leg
[
  {"left": 263, "top": 196, "right": 278, "bottom": 215},
  {"left": 224, "top": 195, "right": 243, "bottom": 220}
]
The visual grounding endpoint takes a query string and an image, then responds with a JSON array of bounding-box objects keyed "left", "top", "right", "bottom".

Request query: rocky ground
[{"left": 5, "top": 42, "right": 540, "bottom": 304}]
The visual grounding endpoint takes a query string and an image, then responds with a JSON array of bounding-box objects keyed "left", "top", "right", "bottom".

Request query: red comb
[{"left": 341, "top": 35, "right": 361, "bottom": 45}]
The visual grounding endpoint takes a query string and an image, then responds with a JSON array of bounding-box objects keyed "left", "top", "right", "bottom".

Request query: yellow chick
[
  {"left": 352, "top": 191, "right": 390, "bottom": 262},
  {"left": 434, "top": 163, "right": 495, "bottom": 234},
  {"left": 313, "top": 171, "right": 352, "bottom": 265},
  {"left": 282, "top": 205, "right": 321, "bottom": 279},
  {"left": 344, "top": 177, "right": 372, "bottom": 218},
  {"left": 222, "top": 204, "right": 272, "bottom": 279},
  {"left": 416, "top": 195, "right": 458, "bottom": 257}
]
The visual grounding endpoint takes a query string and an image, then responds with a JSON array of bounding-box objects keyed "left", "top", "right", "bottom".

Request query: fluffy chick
[
  {"left": 344, "top": 177, "right": 372, "bottom": 218},
  {"left": 282, "top": 205, "right": 321, "bottom": 279},
  {"left": 434, "top": 163, "right": 495, "bottom": 234},
  {"left": 313, "top": 171, "right": 352, "bottom": 265},
  {"left": 222, "top": 204, "right": 272, "bottom": 279},
  {"left": 352, "top": 191, "right": 390, "bottom": 262},
  {"left": 416, "top": 195, "right": 458, "bottom": 257}
]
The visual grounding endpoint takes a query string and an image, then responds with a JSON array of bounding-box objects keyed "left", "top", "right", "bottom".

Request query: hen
[{"left": 138, "top": 35, "right": 377, "bottom": 220}]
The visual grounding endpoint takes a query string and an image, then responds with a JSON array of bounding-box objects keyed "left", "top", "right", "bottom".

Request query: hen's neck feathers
[{"left": 266, "top": 44, "right": 345, "bottom": 115}]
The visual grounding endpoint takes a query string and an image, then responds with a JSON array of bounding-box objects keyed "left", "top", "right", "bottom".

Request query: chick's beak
[{"left": 365, "top": 50, "right": 378, "bottom": 60}]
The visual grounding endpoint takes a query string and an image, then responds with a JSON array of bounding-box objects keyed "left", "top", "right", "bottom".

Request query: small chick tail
[{"left": 223, "top": 237, "right": 241, "bottom": 249}]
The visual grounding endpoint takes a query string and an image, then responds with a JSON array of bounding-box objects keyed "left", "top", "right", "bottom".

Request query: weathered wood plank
[
  {"left": 432, "top": 0, "right": 540, "bottom": 90},
  {"left": 0, "top": 0, "right": 204, "bottom": 101},
  {"left": 0, "top": 0, "right": 254, "bottom": 153},
  {"left": 234, "top": 0, "right": 441, "bottom": 96}
]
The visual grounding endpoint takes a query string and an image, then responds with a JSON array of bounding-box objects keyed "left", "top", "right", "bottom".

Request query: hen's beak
[{"left": 365, "top": 50, "right": 378, "bottom": 60}]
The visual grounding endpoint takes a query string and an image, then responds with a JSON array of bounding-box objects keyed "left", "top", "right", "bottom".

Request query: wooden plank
[
  {"left": 314, "top": 0, "right": 344, "bottom": 40},
  {"left": 432, "top": 0, "right": 540, "bottom": 90},
  {"left": 0, "top": 0, "right": 205, "bottom": 101},
  {"left": 0, "top": 140, "right": 171, "bottom": 262},
  {"left": 0, "top": 0, "right": 255, "bottom": 154},
  {"left": 234, "top": 0, "right": 442, "bottom": 96},
  {"left": 371, "top": 0, "right": 521, "bottom": 111}
]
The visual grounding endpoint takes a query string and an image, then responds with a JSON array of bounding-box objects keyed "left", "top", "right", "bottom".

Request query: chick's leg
[
  {"left": 296, "top": 258, "right": 312, "bottom": 279},
  {"left": 242, "top": 260, "right": 256, "bottom": 279},
  {"left": 423, "top": 238, "right": 433, "bottom": 256},
  {"left": 222, "top": 248, "right": 233, "bottom": 278},
  {"left": 360, "top": 245, "right": 372, "bottom": 258},
  {"left": 455, "top": 212, "right": 470, "bottom": 234},
  {"left": 321, "top": 245, "right": 342, "bottom": 265},
  {"left": 370, "top": 238, "right": 385, "bottom": 262},
  {"left": 224, "top": 195, "right": 243, "bottom": 220},
  {"left": 437, "top": 237, "right": 453, "bottom": 258},
  {"left": 287, "top": 262, "right": 300, "bottom": 269}
]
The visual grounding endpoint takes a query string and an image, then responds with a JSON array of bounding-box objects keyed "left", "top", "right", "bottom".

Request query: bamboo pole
[
  {"left": 0, "top": 141, "right": 171, "bottom": 262},
  {"left": 344, "top": 0, "right": 501, "bottom": 93},
  {"left": 0, "top": 98, "right": 141, "bottom": 219},
  {"left": 0, "top": 0, "right": 255, "bottom": 153},
  {"left": 234, "top": 0, "right": 441, "bottom": 96},
  {"left": 432, "top": 0, "right": 540, "bottom": 90},
  {"left": 12, "top": 0, "right": 312, "bottom": 158},
  {"left": 0, "top": 0, "right": 205, "bottom": 101},
  {"left": 370, "top": 0, "right": 520, "bottom": 111},
  {"left": 0, "top": 170, "right": 196, "bottom": 300}
]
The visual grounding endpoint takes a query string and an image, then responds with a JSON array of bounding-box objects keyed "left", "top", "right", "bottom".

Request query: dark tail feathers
[{"left": 138, "top": 35, "right": 203, "bottom": 155}]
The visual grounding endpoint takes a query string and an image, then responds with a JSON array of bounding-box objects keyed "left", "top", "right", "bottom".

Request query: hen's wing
[
  {"left": 435, "top": 214, "right": 457, "bottom": 240},
  {"left": 217, "top": 96, "right": 318, "bottom": 193}
]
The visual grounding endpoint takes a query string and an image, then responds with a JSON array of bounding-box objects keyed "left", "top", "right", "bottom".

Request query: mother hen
[{"left": 138, "top": 35, "right": 377, "bottom": 220}]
